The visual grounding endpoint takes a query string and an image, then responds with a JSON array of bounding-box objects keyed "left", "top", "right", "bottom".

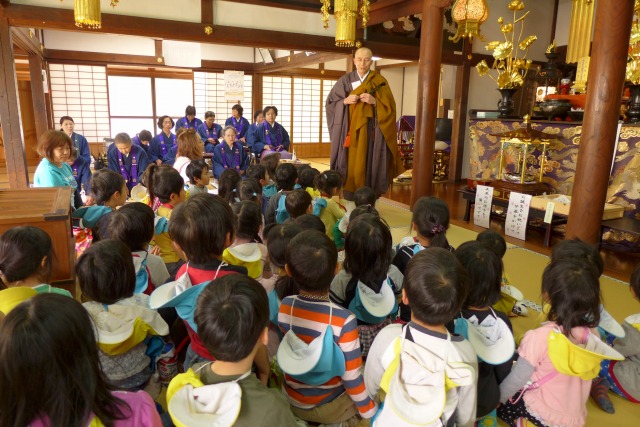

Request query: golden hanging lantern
[
  {"left": 321, "top": 1, "right": 371, "bottom": 48},
  {"left": 74, "top": 0, "right": 120, "bottom": 29},
  {"left": 449, "top": 0, "right": 489, "bottom": 43}
]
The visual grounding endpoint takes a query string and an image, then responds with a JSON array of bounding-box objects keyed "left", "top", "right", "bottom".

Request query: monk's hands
[
  {"left": 343, "top": 94, "right": 360, "bottom": 105},
  {"left": 359, "top": 93, "right": 376, "bottom": 105}
]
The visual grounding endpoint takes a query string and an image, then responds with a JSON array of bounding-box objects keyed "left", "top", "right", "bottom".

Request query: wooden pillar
[
  {"left": 565, "top": 0, "right": 634, "bottom": 244},
  {"left": 409, "top": 0, "right": 447, "bottom": 207},
  {"left": 0, "top": 18, "right": 29, "bottom": 189},
  {"left": 28, "top": 54, "right": 48, "bottom": 141},
  {"left": 449, "top": 40, "right": 472, "bottom": 182}
]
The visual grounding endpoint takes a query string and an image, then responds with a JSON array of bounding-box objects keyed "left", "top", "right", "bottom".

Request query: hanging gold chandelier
[
  {"left": 449, "top": 0, "right": 489, "bottom": 43},
  {"left": 321, "top": 0, "right": 370, "bottom": 48},
  {"left": 74, "top": 0, "right": 120, "bottom": 29}
]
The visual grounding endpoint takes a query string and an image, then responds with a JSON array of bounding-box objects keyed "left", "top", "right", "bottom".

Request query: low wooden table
[
  {"left": 600, "top": 217, "right": 640, "bottom": 248},
  {"left": 458, "top": 188, "right": 567, "bottom": 247}
]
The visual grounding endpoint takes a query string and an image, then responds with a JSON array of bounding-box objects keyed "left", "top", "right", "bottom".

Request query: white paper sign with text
[
  {"left": 505, "top": 192, "right": 532, "bottom": 241},
  {"left": 473, "top": 185, "right": 493, "bottom": 228}
]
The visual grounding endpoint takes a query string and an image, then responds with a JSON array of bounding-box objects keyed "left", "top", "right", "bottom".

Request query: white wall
[
  {"left": 555, "top": 0, "right": 573, "bottom": 46},
  {"left": 201, "top": 44, "right": 254, "bottom": 63},
  {"left": 380, "top": 68, "right": 405, "bottom": 120},
  {"left": 325, "top": 59, "right": 348, "bottom": 71},
  {"left": 43, "top": 30, "right": 156, "bottom": 56}
]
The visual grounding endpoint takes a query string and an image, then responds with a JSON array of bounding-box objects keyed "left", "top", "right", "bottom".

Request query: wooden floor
[{"left": 307, "top": 158, "right": 639, "bottom": 283}]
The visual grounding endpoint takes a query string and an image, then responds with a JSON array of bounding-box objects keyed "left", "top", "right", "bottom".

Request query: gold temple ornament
[
  {"left": 475, "top": 1, "right": 536, "bottom": 89},
  {"left": 73, "top": 0, "right": 120, "bottom": 29},
  {"left": 449, "top": 0, "right": 489, "bottom": 43},
  {"left": 321, "top": 1, "right": 371, "bottom": 47}
]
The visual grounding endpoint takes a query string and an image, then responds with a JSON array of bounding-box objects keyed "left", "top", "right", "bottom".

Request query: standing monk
[{"left": 325, "top": 47, "right": 402, "bottom": 200}]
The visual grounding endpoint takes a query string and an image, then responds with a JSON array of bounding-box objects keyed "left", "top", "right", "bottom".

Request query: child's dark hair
[
  {"left": 218, "top": 169, "right": 242, "bottom": 204},
  {"left": 354, "top": 186, "right": 376, "bottom": 207},
  {"left": 260, "top": 153, "right": 280, "bottom": 179},
  {"left": 404, "top": 248, "right": 469, "bottom": 325},
  {"left": 344, "top": 214, "right": 392, "bottom": 286},
  {"left": 186, "top": 159, "right": 208, "bottom": 184},
  {"left": 349, "top": 204, "right": 379, "bottom": 224},
  {"left": 298, "top": 167, "right": 320, "bottom": 190},
  {"left": 550, "top": 238, "right": 604, "bottom": 278},
  {"left": 91, "top": 169, "right": 125, "bottom": 205},
  {"left": 267, "top": 223, "right": 302, "bottom": 300},
  {"left": 246, "top": 164, "right": 267, "bottom": 186},
  {"left": 412, "top": 196, "right": 450, "bottom": 249},
  {"left": 144, "top": 164, "right": 184, "bottom": 204},
  {"left": 195, "top": 274, "right": 268, "bottom": 362},
  {"left": 285, "top": 189, "right": 312, "bottom": 219},
  {"left": 76, "top": 239, "right": 135, "bottom": 305},
  {"left": 454, "top": 241, "right": 502, "bottom": 307},
  {"left": 285, "top": 230, "right": 337, "bottom": 294},
  {"left": 317, "top": 170, "right": 342, "bottom": 195},
  {"left": 108, "top": 202, "right": 154, "bottom": 252},
  {"left": 275, "top": 163, "right": 298, "bottom": 191},
  {"left": 0, "top": 294, "right": 129, "bottom": 427},
  {"left": 294, "top": 214, "right": 326, "bottom": 234},
  {"left": 169, "top": 194, "right": 235, "bottom": 263},
  {"left": 0, "top": 226, "right": 53, "bottom": 286},
  {"left": 631, "top": 263, "right": 640, "bottom": 298},
  {"left": 476, "top": 229, "right": 507, "bottom": 259},
  {"left": 237, "top": 178, "right": 263, "bottom": 206},
  {"left": 542, "top": 260, "right": 601, "bottom": 335},
  {"left": 232, "top": 201, "right": 262, "bottom": 243}
]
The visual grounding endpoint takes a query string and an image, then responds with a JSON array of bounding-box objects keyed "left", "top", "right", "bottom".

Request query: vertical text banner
[
  {"left": 224, "top": 70, "right": 245, "bottom": 101},
  {"left": 505, "top": 192, "right": 532, "bottom": 241},
  {"left": 473, "top": 185, "right": 494, "bottom": 228}
]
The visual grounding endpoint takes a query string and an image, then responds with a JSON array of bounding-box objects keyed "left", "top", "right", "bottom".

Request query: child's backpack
[
  {"left": 132, "top": 253, "right": 154, "bottom": 295},
  {"left": 373, "top": 326, "right": 474, "bottom": 426},
  {"left": 276, "top": 194, "right": 289, "bottom": 224}
]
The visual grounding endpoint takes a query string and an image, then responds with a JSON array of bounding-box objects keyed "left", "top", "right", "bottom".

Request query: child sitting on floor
[
  {"left": 73, "top": 169, "right": 128, "bottom": 242},
  {"left": 277, "top": 230, "right": 377, "bottom": 424},
  {"left": 223, "top": 201, "right": 270, "bottom": 286},
  {"left": 166, "top": 274, "right": 299, "bottom": 427},
  {"left": 218, "top": 168, "right": 242, "bottom": 205},
  {"left": 284, "top": 189, "right": 312, "bottom": 220},
  {"left": 185, "top": 159, "right": 210, "bottom": 195},
  {"left": 364, "top": 248, "right": 477, "bottom": 426},
  {"left": 450, "top": 241, "right": 515, "bottom": 426},
  {"left": 237, "top": 178, "right": 264, "bottom": 208},
  {"left": 338, "top": 185, "right": 376, "bottom": 235},
  {"left": 497, "top": 260, "right": 624, "bottom": 427},
  {"left": 298, "top": 167, "right": 320, "bottom": 199},
  {"left": 392, "top": 196, "right": 454, "bottom": 322},
  {"left": 0, "top": 226, "right": 72, "bottom": 315},
  {"left": 109, "top": 202, "right": 170, "bottom": 294},
  {"left": 315, "top": 170, "right": 346, "bottom": 242},
  {"left": 330, "top": 214, "right": 403, "bottom": 358},
  {"left": 260, "top": 153, "right": 279, "bottom": 198},
  {"left": 144, "top": 164, "right": 186, "bottom": 279},
  {"left": 0, "top": 294, "right": 162, "bottom": 427},
  {"left": 265, "top": 163, "right": 298, "bottom": 225},
  {"left": 149, "top": 194, "right": 269, "bottom": 383},
  {"left": 78, "top": 240, "right": 169, "bottom": 390},
  {"left": 476, "top": 229, "right": 528, "bottom": 317}
]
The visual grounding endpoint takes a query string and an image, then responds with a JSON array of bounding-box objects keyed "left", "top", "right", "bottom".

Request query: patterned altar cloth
[{"left": 469, "top": 119, "right": 640, "bottom": 251}]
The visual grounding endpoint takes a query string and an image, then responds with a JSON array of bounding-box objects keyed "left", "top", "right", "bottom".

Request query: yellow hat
[
  {"left": 547, "top": 328, "right": 624, "bottom": 380},
  {"left": 0, "top": 287, "right": 37, "bottom": 315}
]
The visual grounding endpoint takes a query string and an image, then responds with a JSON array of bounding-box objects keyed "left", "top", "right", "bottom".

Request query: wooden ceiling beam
[
  {"left": 11, "top": 27, "right": 42, "bottom": 56},
  {"left": 240, "top": 0, "right": 320, "bottom": 13},
  {"left": 201, "top": 0, "right": 213, "bottom": 25},
  {"left": 256, "top": 51, "right": 349, "bottom": 73},
  {"left": 362, "top": 0, "right": 422, "bottom": 28},
  {"left": 0, "top": 3, "right": 348, "bottom": 53}
]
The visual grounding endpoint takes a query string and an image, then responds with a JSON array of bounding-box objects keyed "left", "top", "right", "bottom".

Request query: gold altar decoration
[
  {"left": 320, "top": 1, "right": 371, "bottom": 47},
  {"left": 626, "top": 1, "right": 640, "bottom": 84},
  {"left": 449, "top": 0, "right": 489, "bottom": 42},
  {"left": 73, "top": 0, "right": 120, "bottom": 29},
  {"left": 493, "top": 115, "right": 558, "bottom": 184},
  {"left": 475, "top": 1, "right": 536, "bottom": 89},
  {"left": 566, "top": 0, "right": 595, "bottom": 63}
]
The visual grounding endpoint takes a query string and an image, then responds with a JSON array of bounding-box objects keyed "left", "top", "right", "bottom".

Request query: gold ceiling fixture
[
  {"left": 73, "top": 0, "right": 120, "bottom": 29},
  {"left": 449, "top": 0, "right": 489, "bottom": 43},
  {"left": 321, "top": 1, "right": 371, "bottom": 48}
]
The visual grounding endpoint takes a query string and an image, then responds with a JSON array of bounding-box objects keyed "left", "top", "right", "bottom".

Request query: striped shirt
[{"left": 278, "top": 295, "right": 377, "bottom": 419}]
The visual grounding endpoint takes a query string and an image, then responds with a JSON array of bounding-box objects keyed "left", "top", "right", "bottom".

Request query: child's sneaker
[
  {"left": 501, "top": 284, "right": 524, "bottom": 302},
  {"left": 511, "top": 301, "right": 528, "bottom": 317}
]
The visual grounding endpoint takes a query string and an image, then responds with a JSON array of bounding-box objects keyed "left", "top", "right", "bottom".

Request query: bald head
[{"left": 353, "top": 48, "right": 373, "bottom": 77}]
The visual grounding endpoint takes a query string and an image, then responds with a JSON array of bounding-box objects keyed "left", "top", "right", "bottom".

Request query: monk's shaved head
[{"left": 354, "top": 47, "right": 373, "bottom": 59}]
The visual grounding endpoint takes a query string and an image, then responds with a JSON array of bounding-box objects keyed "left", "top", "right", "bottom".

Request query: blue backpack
[{"left": 276, "top": 194, "right": 289, "bottom": 224}]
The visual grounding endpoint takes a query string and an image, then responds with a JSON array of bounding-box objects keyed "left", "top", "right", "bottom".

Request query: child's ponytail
[
  {"left": 412, "top": 196, "right": 451, "bottom": 249},
  {"left": 144, "top": 163, "right": 158, "bottom": 206}
]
